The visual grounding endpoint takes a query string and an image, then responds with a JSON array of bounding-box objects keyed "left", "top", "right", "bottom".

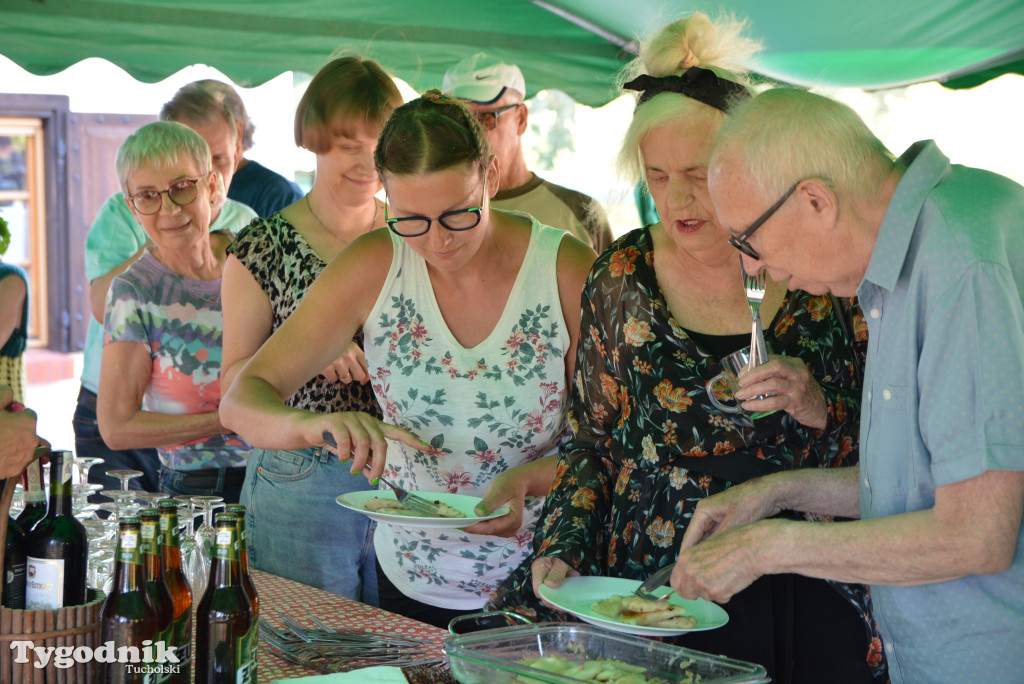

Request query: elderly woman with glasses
[
  {"left": 221, "top": 91, "right": 596, "bottom": 628},
  {"left": 98, "top": 121, "right": 251, "bottom": 503},
  {"left": 487, "top": 14, "right": 884, "bottom": 684}
]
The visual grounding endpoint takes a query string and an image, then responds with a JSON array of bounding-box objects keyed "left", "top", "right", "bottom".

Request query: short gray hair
[
  {"left": 711, "top": 88, "right": 894, "bottom": 201},
  {"left": 160, "top": 80, "right": 240, "bottom": 145},
  {"left": 116, "top": 121, "right": 212, "bottom": 193}
]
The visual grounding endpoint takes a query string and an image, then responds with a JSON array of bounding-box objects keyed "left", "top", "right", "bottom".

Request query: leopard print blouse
[{"left": 227, "top": 214, "right": 382, "bottom": 418}]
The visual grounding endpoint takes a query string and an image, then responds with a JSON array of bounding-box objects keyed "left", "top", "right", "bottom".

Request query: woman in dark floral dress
[{"left": 489, "top": 14, "right": 886, "bottom": 684}]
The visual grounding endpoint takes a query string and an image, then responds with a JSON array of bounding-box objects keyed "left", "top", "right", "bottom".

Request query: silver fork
[
  {"left": 321, "top": 430, "right": 446, "bottom": 516},
  {"left": 633, "top": 562, "right": 675, "bottom": 602},
  {"left": 740, "top": 262, "right": 769, "bottom": 369}
]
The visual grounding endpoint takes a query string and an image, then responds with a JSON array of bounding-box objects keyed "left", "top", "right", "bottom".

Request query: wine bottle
[
  {"left": 99, "top": 516, "right": 157, "bottom": 684},
  {"left": 196, "top": 513, "right": 253, "bottom": 683},
  {"left": 16, "top": 459, "right": 47, "bottom": 530},
  {"left": 158, "top": 499, "right": 192, "bottom": 684},
  {"left": 3, "top": 516, "right": 27, "bottom": 609},
  {"left": 24, "top": 451, "right": 89, "bottom": 609}
]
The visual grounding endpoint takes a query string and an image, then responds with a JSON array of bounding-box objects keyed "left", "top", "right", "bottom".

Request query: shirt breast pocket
[{"left": 863, "top": 384, "right": 918, "bottom": 517}]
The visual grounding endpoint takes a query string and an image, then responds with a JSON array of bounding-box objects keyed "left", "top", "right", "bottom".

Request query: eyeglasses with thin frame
[
  {"left": 728, "top": 181, "right": 801, "bottom": 260},
  {"left": 473, "top": 103, "right": 520, "bottom": 131},
  {"left": 385, "top": 186, "right": 486, "bottom": 237},
  {"left": 128, "top": 178, "right": 202, "bottom": 215}
]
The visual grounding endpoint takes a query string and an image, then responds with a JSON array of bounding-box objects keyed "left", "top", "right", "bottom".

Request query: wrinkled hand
[
  {"left": 316, "top": 412, "right": 425, "bottom": 484},
  {"left": 1, "top": 388, "right": 44, "bottom": 478},
  {"left": 736, "top": 354, "right": 827, "bottom": 429},
  {"left": 679, "top": 476, "right": 783, "bottom": 552},
  {"left": 672, "top": 519, "right": 782, "bottom": 604},
  {"left": 531, "top": 557, "right": 579, "bottom": 610},
  {"left": 320, "top": 342, "right": 370, "bottom": 385},
  {"left": 461, "top": 467, "right": 527, "bottom": 537}
]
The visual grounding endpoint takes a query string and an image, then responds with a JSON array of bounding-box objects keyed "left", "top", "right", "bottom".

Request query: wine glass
[
  {"left": 106, "top": 469, "right": 144, "bottom": 491},
  {"left": 73, "top": 456, "right": 104, "bottom": 485},
  {"left": 100, "top": 489, "right": 137, "bottom": 522},
  {"left": 176, "top": 497, "right": 207, "bottom": 597},
  {"left": 73, "top": 483, "right": 103, "bottom": 518},
  {"left": 134, "top": 491, "right": 165, "bottom": 508},
  {"left": 191, "top": 495, "right": 224, "bottom": 560}
]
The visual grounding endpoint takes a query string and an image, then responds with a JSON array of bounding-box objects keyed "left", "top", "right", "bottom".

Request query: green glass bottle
[
  {"left": 99, "top": 516, "right": 157, "bottom": 684},
  {"left": 196, "top": 512, "right": 253, "bottom": 683},
  {"left": 24, "top": 451, "right": 88, "bottom": 609},
  {"left": 140, "top": 509, "right": 174, "bottom": 655},
  {"left": 157, "top": 499, "right": 192, "bottom": 684},
  {"left": 225, "top": 503, "right": 260, "bottom": 681}
]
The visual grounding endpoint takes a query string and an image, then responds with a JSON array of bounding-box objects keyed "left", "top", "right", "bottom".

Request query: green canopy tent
[{"left": 1, "top": 0, "right": 1023, "bottom": 104}]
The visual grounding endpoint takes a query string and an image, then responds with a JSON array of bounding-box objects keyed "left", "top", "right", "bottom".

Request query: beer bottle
[
  {"left": 16, "top": 459, "right": 47, "bottom": 529},
  {"left": 99, "top": 516, "right": 157, "bottom": 684},
  {"left": 3, "top": 516, "right": 27, "bottom": 609},
  {"left": 157, "top": 499, "right": 192, "bottom": 683},
  {"left": 226, "top": 503, "right": 260, "bottom": 679},
  {"left": 139, "top": 510, "right": 174, "bottom": 652},
  {"left": 196, "top": 513, "right": 253, "bottom": 683},
  {"left": 24, "top": 451, "right": 88, "bottom": 609}
]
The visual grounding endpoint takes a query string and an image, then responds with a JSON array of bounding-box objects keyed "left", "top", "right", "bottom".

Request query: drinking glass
[
  {"left": 107, "top": 469, "right": 144, "bottom": 491},
  {"left": 176, "top": 496, "right": 207, "bottom": 597},
  {"left": 191, "top": 495, "right": 224, "bottom": 560},
  {"left": 73, "top": 456, "right": 104, "bottom": 485}
]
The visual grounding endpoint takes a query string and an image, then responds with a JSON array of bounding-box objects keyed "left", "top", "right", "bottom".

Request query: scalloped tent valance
[{"left": 1, "top": 0, "right": 1022, "bottom": 105}]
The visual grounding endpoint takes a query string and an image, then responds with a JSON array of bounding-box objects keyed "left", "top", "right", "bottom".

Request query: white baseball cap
[{"left": 442, "top": 53, "right": 526, "bottom": 105}]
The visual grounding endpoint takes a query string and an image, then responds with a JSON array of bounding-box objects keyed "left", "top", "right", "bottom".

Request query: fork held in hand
[
  {"left": 321, "top": 430, "right": 445, "bottom": 516},
  {"left": 740, "top": 263, "right": 769, "bottom": 369}
]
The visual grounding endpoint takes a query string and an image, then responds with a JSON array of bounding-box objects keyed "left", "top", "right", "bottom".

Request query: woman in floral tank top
[{"left": 221, "top": 92, "right": 596, "bottom": 628}]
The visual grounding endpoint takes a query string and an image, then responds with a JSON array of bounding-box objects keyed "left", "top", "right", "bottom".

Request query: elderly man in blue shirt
[{"left": 669, "top": 87, "right": 1024, "bottom": 684}]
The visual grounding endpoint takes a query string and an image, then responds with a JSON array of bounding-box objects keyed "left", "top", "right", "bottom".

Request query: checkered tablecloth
[{"left": 249, "top": 569, "right": 450, "bottom": 683}]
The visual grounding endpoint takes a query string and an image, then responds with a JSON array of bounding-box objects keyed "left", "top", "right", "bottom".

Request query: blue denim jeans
[
  {"left": 158, "top": 465, "right": 246, "bottom": 504},
  {"left": 73, "top": 386, "right": 160, "bottom": 493},
  {"left": 241, "top": 447, "right": 378, "bottom": 605}
]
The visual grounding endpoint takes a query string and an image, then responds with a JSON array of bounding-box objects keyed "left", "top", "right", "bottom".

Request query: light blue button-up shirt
[{"left": 857, "top": 141, "right": 1024, "bottom": 683}]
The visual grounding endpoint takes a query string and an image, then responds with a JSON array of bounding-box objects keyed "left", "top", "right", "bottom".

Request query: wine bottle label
[
  {"left": 141, "top": 522, "right": 161, "bottom": 557},
  {"left": 58, "top": 458, "right": 73, "bottom": 485},
  {"left": 24, "top": 462, "right": 45, "bottom": 502},
  {"left": 4, "top": 560, "right": 26, "bottom": 609},
  {"left": 25, "top": 557, "right": 65, "bottom": 609}
]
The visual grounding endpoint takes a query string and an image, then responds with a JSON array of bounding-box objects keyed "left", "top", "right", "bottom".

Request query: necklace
[{"left": 305, "top": 192, "right": 378, "bottom": 247}]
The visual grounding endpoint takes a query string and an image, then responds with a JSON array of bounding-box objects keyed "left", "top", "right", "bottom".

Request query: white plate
[
  {"left": 336, "top": 489, "right": 510, "bottom": 529},
  {"left": 538, "top": 575, "right": 729, "bottom": 636}
]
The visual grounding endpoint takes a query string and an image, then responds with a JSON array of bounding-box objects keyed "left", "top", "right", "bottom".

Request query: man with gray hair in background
[
  {"left": 443, "top": 52, "right": 614, "bottom": 253},
  {"left": 669, "top": 87, "right": 1024, "bottom": 683}
]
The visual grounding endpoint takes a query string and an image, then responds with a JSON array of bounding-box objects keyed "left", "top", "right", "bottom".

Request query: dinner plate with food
[
  {"left": 336, "top": 489, "right": 511, "bottom": 529},
  {"left": 538, "top": 576, "right": 729, "bottom": 636}
]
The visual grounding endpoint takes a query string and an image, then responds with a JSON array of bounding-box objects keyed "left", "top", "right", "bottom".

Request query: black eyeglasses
[
  {"left": 728, "top": 181, "right": 800, "bottom": 260},
  {"left": 385, "top": 186, "right": 486, "bottom": 237},
  {"left": 473, "top": 103, "right": 520, "bottom": 131},
  {"left": 128, "top": 178, "right": 201, "bottom": 215}
]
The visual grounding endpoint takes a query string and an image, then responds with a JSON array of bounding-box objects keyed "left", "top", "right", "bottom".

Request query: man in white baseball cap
[{"left": 443, "top": 52, "right": 613, "bottom": 253}]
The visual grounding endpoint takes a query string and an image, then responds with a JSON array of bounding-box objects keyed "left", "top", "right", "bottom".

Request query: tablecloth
[{"left": 249, "top": 569, "right": 451, "bottom": 683}]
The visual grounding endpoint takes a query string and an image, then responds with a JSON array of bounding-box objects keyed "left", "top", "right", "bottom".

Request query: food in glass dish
[
  {"left": 519, "top": 655, "right": 672, "bottom": 683},
  {"left": 363, "top": 496, "right": 464, "bottom": 518},
  {"left": 592, "top": 595, "right": 698, "bottom": 629}
]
